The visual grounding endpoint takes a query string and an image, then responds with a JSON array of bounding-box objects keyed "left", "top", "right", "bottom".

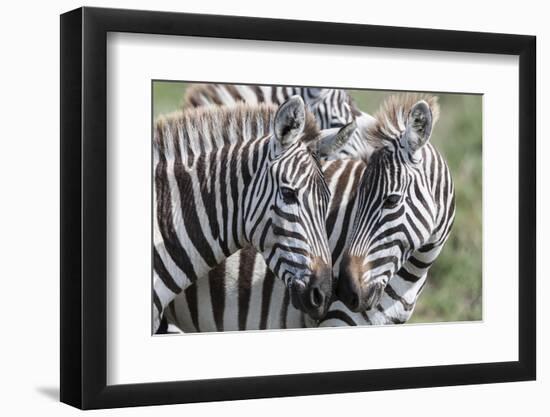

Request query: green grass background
[{"left": 153, "top": 81, "right": 483, "bottom": 323}]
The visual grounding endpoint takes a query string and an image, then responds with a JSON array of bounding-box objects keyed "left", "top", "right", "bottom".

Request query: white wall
[{"left": 0, "top": 0, "right": 545, "bottom": 415}]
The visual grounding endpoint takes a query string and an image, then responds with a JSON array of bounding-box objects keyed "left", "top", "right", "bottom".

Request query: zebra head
[
  {"left": 302, "top": 88, "right": 377, "bottom": 161},
  {"left": 303, "top": 88, "right": 359, "bottom": 130},
  {"left": 337, "top": 95, "right": 451, "bottom": 312},
  {"left": 245, "top": 96, "right": 337, "bottom": 320}
]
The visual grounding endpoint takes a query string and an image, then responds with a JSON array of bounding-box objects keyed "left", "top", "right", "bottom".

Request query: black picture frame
[{"left": 60, "top": 6, "right": 536, "bottom": 410}]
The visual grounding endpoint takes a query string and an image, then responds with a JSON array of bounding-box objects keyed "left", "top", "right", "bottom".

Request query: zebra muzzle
[
  {"left": 288, "top": 267, "right": 332, "bottom": 320},
  {"left": 337, "top": 254, "right": 387, "bottom": 312},
  {"left": 336, "top": 254, "right": 364, "bottom": 312}
]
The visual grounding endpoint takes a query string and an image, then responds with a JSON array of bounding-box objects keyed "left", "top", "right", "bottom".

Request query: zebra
[
  {"left": 161, "top": 93, "right": 455, "bottom": 332},
  {"left": 183, "top": 84, "right": 376, "bottom": 160},
  {"left": 153, "top": 96, "right": 346, "bottom": 333},
  {"left": 336, "top": 94, "right": 456, "bottom": 325},
  {"left": 164, "top": 158, "right": 367, "bottom": 332}
]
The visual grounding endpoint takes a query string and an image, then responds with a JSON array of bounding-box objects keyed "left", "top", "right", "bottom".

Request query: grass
[
  {"left": 153, "top": 81, "right": 187, "bottom": 117},
  {"left": 153, "top": 81, "right": 483, "bottom": 323}
]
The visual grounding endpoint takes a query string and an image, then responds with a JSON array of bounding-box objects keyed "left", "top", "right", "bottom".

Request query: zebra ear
[
  {"left": 404, "top": 100, "right": 433, "bottom": 156},
  {"left": 274, "top": 95, "right": 306, "bottom": 149},
  {"left": 312, "top": 120, "right": 357, "bottom": 158}
]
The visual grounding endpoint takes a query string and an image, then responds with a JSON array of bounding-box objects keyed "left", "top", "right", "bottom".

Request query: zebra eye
[
  {"left": 280, "top": 187, "right": 298, "bottom": 204},
  {"left": 383, "top": 194, "right": 401, "bottom": 209}
]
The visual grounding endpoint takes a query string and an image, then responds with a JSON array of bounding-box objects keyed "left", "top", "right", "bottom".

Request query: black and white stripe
[
  {"left": 184, "top": 84, "right": 375, "bottom": 160},
  {"left": 163, "top": 93, "right": 454, "bottom": 332},
  {"left": 336, "top": 95, "right": 455, "bottom": 324},
  {"left": 165, "top": 159, "right": 366, "bottom": 331},
  {"left": 152, "top": 97, "right": 334, "bottom": 332}
]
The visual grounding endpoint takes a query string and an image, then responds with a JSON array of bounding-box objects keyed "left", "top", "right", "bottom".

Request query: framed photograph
[{"left": 60, "top": 6, "right": 536, "bottom": 409}]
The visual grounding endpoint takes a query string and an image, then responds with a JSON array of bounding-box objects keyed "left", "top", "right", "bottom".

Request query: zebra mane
[
  {"left": 365, "top": 93, "right": 440, "bottom": 149},
  {"left": 154, "top": 102, "right": 320, "bottom": 152}
]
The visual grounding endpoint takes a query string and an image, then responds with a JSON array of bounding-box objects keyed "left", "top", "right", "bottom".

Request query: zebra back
[{"left": 183, "top": 83, "right": 375, "bottom": 160}]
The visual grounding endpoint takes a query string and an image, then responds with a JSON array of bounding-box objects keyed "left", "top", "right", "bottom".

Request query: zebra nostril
[
  {"left": 350, "top": 293, "right": 359, "bottom": 310},
  {"left": 310, "top": 286, "right": 325, "bottom": 308}
]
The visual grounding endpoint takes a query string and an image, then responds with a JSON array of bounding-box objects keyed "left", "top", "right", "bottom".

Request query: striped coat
[
  {"left": 152, "top": 98, "right": 335, "bottom": 332},
  {"left": 337, "top": 95, "right": 455, "bottom": 323},
  {"left": 183, "top": 84, "right": 376, "bottom": 159},
  {"left": 165, "top": 159, "right": 366, "bottom": 331},
  {"left": 163, "top": 93, "right": 454, "bottom": 332}
]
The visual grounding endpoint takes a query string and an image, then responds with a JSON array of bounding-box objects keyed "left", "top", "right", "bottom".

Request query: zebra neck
[
  {"left": 240, "top": 138, "right": 277, "bottom": 246},
  {"left": 191, "top": 138, "right": 273, "bottom": 269},
  {"left": 155, "top": 136, "right": 274, "bottom": 291}
]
